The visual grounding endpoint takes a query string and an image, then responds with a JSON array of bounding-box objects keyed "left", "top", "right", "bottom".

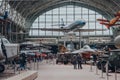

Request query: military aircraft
[
  {"left": 39, "top": 19, "right": 105, "bottom": 32},
  {"left": 72, "top": 45, "right": 96, "bottom": 54},
  {"left": 71, "top": 45, "right": 97, "bottom": 61},
  {"left": 0, "top": 36, "right": 19, "bottom": 73},
  {"left": 97, "top": 11, "right": 120, "bottom": 29}
]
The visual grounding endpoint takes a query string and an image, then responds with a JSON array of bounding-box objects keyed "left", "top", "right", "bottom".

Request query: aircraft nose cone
[{"left": 82, "top": 22, "right": 86, "bottom": 25}]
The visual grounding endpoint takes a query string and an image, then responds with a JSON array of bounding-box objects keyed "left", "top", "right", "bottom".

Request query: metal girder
[
  {"left": 27, "top": 0, "right": 113, "bottom": 23},
  {"left": 7, "top": 0, "right": 120, "bottom": 28}
]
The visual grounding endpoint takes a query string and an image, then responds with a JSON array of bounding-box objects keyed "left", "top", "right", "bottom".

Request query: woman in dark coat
[{"left": 72, "top": 55, "right": 77, "bottom": 69}]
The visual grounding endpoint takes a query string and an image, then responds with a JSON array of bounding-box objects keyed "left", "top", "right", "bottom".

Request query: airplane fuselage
[
  {"left": 109, "top": 16, "right": 120, "bottom": 25},
  {"left": 98, "top": 11, "right": 120, "bottom": 29},
  {"left": 64, "top": 19, "right": 86, "bottom": 31},
  {"left": 40, "top": 19, "right": 86, "bottom": 32},
  {"left": 0, "top": 37, "right": 19, "bottom": 73}
]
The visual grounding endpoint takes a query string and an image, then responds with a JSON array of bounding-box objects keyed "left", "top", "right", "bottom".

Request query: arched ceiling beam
[
  {"left": 9, "top": 0, "right": 117, "bottom": 20},
  {"left": 8, "top": 0, "right": 120, "bottom": 28},
  {"left": 26, "top": 1, "right": 114, "bottom": 27}
]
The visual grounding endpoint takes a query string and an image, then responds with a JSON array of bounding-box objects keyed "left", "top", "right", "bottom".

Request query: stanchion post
[
  {"left": 13, "top": 63, "right": 16, "bottom": 74},
  {"left": 100, "top": 61, "right": 104, "bottom": 78},
  {"left": 19, "top": 68, "right": 20, "bottom": 74},
  {"left": 95, "top": 62, "right": 99, "bottom": 75},
  {"left": 37, "top": 60, "right": 39, "bottom": 70},
  {"left": 106, "top": 61, "right": 109, "bottom": 80},
  {"left": 29, "top": 61, "right": 32, "bottom": 70},
  {"left": 34, "top": 58, "right": 36, "bottom": 70},
  {"left": 90, "top": 56, "right": 93, "bottom": 72},
  {"left": 90, "top": 61, "right": 93, "bottom": 72},
  {"left": 115, "top": 66, "right": 117, "bottom": 80}
]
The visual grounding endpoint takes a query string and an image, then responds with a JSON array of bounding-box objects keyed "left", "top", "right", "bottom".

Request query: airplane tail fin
[
  {"left": 3, "top": 11, "right": 8, "bottom": 19},
  {"left": 105, "top": 25, "right": 110, "bottom": 29},
  {"left": 51, "top": 18, "right": 65, "bottom": 27},
  {"left": 61, "top": 18, "right": 65, "bottom": 26},
  {"left": 100, "top": 22, "right": 110, "bottom": 29}
]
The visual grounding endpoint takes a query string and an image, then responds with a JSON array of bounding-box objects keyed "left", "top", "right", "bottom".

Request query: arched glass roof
[{"left": 29, "top": 5, "right": 112, "bottom": 37}]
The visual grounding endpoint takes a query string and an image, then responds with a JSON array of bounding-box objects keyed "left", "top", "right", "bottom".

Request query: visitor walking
[
  {"left": 72, "top": 55, "right": 77, "bottom": 69},
  {"left": 77, "top": 54, "right": 82, "bottom": 69}
]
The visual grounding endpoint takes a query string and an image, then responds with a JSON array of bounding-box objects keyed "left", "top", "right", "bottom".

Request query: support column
[{"left": 79, "top": 31, "right": 81, "bottom": 49}]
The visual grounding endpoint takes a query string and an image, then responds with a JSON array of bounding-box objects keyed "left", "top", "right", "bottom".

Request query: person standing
[
  {"left": 72, "top": 55, "right": 77, "bottom": 69},
  {"left": 92, "top": 54, "right": 97, "bottom": 65},
  {"left": 17, "top": 53, "right": 27, "bottom": 70},
  {"left": 77, "top": 54, "right": 82, "bottom": 69}
]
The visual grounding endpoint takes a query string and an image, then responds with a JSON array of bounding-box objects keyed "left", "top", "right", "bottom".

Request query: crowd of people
[
  {"left": 72, "top": 54, "right": 83, "bottom": 69},
  {"left": 10, "top": 51, "right": 99, "bottom": 71}
]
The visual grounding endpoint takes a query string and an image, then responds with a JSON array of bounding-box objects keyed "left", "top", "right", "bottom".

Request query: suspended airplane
[
  {"left": 97, "top": 11, "right": 120, "bottom": 29},
  {"left": 39, "top": 19, "right": 106, "bottom": 32}
]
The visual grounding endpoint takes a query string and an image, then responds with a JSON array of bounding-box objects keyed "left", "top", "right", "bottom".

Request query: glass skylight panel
[{"left": 30, "top": 5, "right": 112, "bottom": 36}]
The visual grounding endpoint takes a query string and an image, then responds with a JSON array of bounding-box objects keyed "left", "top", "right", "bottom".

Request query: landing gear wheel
[{"left": 0, "top": 64, "right": 5, "bottom": 73}]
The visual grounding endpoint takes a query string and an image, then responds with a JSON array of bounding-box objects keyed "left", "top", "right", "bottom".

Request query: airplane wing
[
  {"left": 99, "top": 22, "right": 119, "bottom": 29},
  {"left": 97, "top": 19, "right": 109, "bottom": 22},
  {"left": 113, "top": 24, "right": 120, "bottom": 25},
  {"left": 9, "top": 32, "right": 28, "bottom": 34},
  {"left": 100, "top": 22, "right": 109, "bottom": 25},
  {"left": 32, "top": 28, "right": 106, "bottom": 32},
  {"left": 40, "top": 28, "right": 70, "bottom": 32},
  {"left": 100, "top": 22, "right": 120, "bottom": 26},
  {"left": 75, "top": 29, "right": 107, "bottom": 32}
]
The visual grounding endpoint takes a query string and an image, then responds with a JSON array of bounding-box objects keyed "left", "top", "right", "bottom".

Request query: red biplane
[{"left": 97, "top": 11, "right": 120, "bottom": 29}]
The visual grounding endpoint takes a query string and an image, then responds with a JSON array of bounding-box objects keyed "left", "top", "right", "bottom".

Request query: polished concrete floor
[{"left": 35, "top": 60, "right": 120, "bottom": 80}]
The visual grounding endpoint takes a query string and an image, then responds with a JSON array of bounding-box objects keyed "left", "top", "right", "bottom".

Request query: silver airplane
[{"left": 39, "top": 19, "right": 105, "bottom": 32}]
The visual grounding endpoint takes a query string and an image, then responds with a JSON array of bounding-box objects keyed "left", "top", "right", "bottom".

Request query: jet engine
[{"left": 114, "top": 35, "right": 120, "bottom": 48}]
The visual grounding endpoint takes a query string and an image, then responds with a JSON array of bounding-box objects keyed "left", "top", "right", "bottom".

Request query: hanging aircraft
[
  {"left": 39, "top": 19, "right": 106, "bottom": 32},
  {"left": 97, "top": 11, "right": 120, "bottom": 29}
]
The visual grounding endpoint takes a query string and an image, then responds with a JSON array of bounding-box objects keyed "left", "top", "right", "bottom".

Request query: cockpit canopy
[{"left": 0, "top": 38, "right": 10, "bottom": 44}]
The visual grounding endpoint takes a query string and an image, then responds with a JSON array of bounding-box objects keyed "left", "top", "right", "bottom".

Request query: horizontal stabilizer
[{"left": 99, "top": 22, "right": 110, "bottom": 29}]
